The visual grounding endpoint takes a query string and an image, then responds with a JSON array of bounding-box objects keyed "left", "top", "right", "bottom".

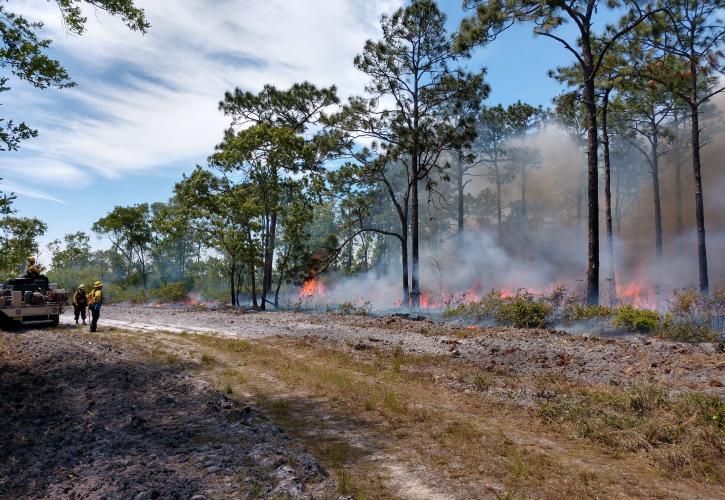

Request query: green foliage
[
  {"left": 444, "top": 290, "right": 551, "bottom": 328},
  {"left": 613, "top": 305, "right": 660, "bottom": 333},
  {"left": 0, "top": 186, "right": 47, "bottom": 278},
  {"left": 495, "top": 292, "right": 551, "bottom": 328},
  {"left": 93, "top": 204, "right": 154, "bottom": 287},
  {"left": 104, "top": 283, "right": 147, "bottom": 305},
  {"left": 442, "top": 289, "right": 505, "bottom": 321},
  {"left": 653, "top": 289, "right": 721, "bottom": 342},
  {"left": 151, "top": 282, "right": 190, "bottom": 303},
  {"left": 0, "top": 1, "right": 147, "bottom": 150},
  {"left": 562, "top": 303, "right": 615, "bottom": 322}
]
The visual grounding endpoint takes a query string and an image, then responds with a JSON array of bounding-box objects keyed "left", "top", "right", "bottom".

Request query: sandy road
[
  {"left": 79, "top": 304, "right": 725, "bottom": 398},
  {"left": 0, "top": 326, "right": 337, "bottom": 499}
]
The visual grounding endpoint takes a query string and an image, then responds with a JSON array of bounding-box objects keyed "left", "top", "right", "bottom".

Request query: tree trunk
[
  {"left": 673, "top": 113, "right": 684, "bottom": 236},
  {"left": 250, "top": 265, "right": 258, "bottom": 309},
  {"left": 411, "top": 172, "right": 420, "bottom": 308},
  {"left": 229, "top": 266, "right": 236, "bottom": 307},
  {"left": 495, "top": 160, "right": 502, "bottom": 244},
  {"left": 602, "top": 93, "right": 616, "bottom": 305},
  {"left": 651, "top": 126, "right": 663, "bottom": 262},
  {"left": 457, "top": 156, "right": 464, "bottom": 234},
  {"left": 583, "top": 66, "right": 599, "bottom": 305},
  {"left": 614, "top": 158, "right": 622, "bottom": 235},
  {"left": 690, "top": 102, "right": 709, "bottom": 293},
  {"left": 401, "top": 233, "right": 410, "bottom": 307},
  {"left": 521, "top": 161, "right": 527, "bottom": 251}
]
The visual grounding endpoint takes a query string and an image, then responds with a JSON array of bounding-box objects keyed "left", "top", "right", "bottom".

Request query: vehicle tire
[{"left": 50, "top": 314, "right": 60, "bottom": 327}]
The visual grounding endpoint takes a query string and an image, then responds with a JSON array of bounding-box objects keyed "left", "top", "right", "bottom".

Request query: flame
[
  {"left": 299, "top": 276, "right": 325, "bottom": 299},
  {"left": 615, "top": 279, "right": 656, "bottom": 309}
]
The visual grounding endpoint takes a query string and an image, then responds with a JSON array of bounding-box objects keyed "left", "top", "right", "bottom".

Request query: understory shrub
[
  {"left": 104, "top": 283, "right": 147, "bottom": 304},
  {"left": 613, "top": 305, "right": 660, "bottom": 333},
  {"left": 495, "top": 292, "right": 552, "bottom": 328},
  {"left": 562, "top": 303, "right": 615, "bottom": 322},
  {"left": 443, "top": 290, "right": 551, "bottom": 328},
  {"left": 152, "top": 281, "right": 190, "bottom": 303}
]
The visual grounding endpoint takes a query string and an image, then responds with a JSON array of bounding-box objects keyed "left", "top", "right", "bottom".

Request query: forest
[{"left": 1, "top": 0, "right": 724, "bottom": 323}]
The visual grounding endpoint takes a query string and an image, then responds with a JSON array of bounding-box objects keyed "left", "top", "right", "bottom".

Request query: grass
[
  {"left": 103, "top": 327, "right": 724, "bottom": 498},
  {"left": 537, "top": 380, "right": 725, "bottom": 482}
]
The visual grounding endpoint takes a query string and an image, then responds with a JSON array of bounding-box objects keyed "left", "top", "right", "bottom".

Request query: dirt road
[
  {"left": 87, "top": 305, "right": 725, "bottom": 397},
  {"left": 1, "top": 305, "right": 723, "bottom": 499},
  {"left": 0, "top": 326, "right": 336, "bottom": 499}
]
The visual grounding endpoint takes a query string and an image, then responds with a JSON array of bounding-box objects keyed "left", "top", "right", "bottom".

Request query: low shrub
[
  {"left": 337, "top": 301, "right": 371, "bottom": 316},
  {"left": 104, "top": 283, "right": 147, "bottom": 304},
  {"left": 658, "top": 315, "right": 718, "bottom": 343},
  {"left": 152, "top": 281, "right": 190, "bottom": 303},
  {"left": 612, "top": 305, "right": 660, "bottom": 333},
  {"left": 443, "top": 290, "right": 551, "bottom": 328},
  {"left": 562, "top": 303, "right": 615, "bottom": 322},
  {"left": 496, "top": 293, "right": 552, "bottom": 328},
  {"left": 442, "top": 289, "right": 505, "bottom": 321}
]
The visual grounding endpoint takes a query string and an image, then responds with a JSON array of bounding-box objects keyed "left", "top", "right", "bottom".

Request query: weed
[
  {"left": 201, "top": 353, "right": 216, "bottom": 365},
  {"left": 473, "top": 372, "right": 494, "bottom": 392}
]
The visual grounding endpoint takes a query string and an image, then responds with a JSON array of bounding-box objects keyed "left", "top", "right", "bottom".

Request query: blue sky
[{"left": 2, "top": 0, "right": 580, "bottom": 252}]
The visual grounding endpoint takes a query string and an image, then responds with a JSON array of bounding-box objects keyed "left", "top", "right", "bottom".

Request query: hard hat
[
  {"left": 94, "top": 281, "right": 103, "bottom": 288},
  {"left": 79, "top": 284, "right": 85, "bottom": 289},
  {"left": 27, "top": 256, "right": 36, "bottom": 264}
]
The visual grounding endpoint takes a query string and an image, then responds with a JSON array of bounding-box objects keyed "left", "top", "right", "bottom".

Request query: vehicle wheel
[{"left": 50, "top": 314, "right": 60, "bottom": 327}]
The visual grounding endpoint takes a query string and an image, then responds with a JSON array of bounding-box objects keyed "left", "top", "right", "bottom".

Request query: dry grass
[{"left": 103, "top": 328, "right": 724, "bottom": 499}]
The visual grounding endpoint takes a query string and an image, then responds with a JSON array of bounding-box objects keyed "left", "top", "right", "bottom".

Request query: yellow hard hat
[
  {"left": 79, "top": 284, "right": 85, "bottom": 289},
  {"left": 94, "top": 281, "right": 103, "bottom": 288},
  {"left": 27, "top": 256, "right": 36, "bottom": 264}
]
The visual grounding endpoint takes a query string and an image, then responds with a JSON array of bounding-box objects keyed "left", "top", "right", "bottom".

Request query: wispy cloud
[
  {"left": 4, "top": 0, "right": 403, "bottom": 187},
  {"left": 1, "top": 180, "right": 68, "bottom": 205}
]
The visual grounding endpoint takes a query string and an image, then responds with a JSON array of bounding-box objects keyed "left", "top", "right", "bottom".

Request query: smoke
[{"left": 297, "top": 93, "right": 725, "bottom": 311}]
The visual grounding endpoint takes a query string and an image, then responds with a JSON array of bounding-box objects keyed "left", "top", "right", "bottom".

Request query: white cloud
[
  {"left": 1, "top": 180, "right": 68, "bottom": 205},
  {"left": 5, "top": 0, "right": 403, "bottom": 185}
]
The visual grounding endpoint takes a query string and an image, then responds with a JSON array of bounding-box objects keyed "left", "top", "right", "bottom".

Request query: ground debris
[{"left": 0, "top": 329, "right": 336, "bottom": 499}]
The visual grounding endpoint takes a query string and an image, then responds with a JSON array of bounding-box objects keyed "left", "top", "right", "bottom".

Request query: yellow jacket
[
  {"left": 88, "top": 288, "right": 103, "bottom": 306},
  {"left": 72, "top": 289, "right": 88, "bottom": 306}
]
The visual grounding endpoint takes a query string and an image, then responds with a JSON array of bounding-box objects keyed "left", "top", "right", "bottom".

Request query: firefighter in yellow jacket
[
  {"left": 72, "top": 284, "right": 88, "bottom": 325},
  {"left": 88, "top": 281, "right": 104, "bottom": 332}
]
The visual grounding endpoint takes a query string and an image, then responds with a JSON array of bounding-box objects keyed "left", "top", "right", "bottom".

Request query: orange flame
[{"left": 299, "top": 276, "right": 325, "bottom": 299}]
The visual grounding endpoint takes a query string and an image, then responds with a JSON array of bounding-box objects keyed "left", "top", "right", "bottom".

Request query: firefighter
[
  {"left": 23, "top": 256, "right": 49, "bottom": 287},
  {"left": 88, "top": 281, "right": 104, "bottom": 332},
  {"left": 72, "top": 284, "right": 88, "bottom": 325}
]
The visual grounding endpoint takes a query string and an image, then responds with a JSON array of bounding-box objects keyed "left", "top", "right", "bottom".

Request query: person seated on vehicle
[{"left": 23, "top": 256, "right": 49, "bottom": 288}]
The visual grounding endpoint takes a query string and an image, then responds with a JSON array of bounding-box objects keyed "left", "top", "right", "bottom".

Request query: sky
[{"left": 2, "top": 0, "right": 578, "bottom": 251}]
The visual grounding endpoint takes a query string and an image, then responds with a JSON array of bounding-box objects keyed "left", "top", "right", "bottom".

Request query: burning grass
[{"left": 443, "top": 288, "right": 723, "bottom": 342}]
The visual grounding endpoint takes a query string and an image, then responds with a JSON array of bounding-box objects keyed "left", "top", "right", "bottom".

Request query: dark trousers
[
  {"left": 74, "top": 305, "right": 86, "bottom": 322},
  {"left": 90, "top": 307, "right": 101, "bottom": 332}
]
